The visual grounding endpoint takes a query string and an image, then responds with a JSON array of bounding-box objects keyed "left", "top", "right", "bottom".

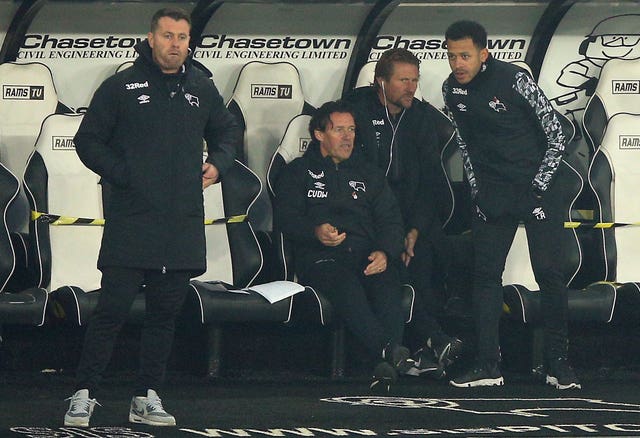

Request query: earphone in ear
[{"left": 381, "top": 80, "right": 385, "bottom": 92}]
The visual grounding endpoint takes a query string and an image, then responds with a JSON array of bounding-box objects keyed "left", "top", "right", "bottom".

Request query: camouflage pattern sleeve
[
  {"left": 442, "top": 80, "right": 478, "bottom": 198},
  {"left": 513, "top": 72, "right": 566, "bottom": 194}
]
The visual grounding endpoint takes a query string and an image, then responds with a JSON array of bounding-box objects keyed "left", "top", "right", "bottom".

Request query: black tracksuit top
[
  {"left": 442, "top": 56, "right": 566, "bottom": 203},
  {"left": 273, "top": 142, "right": 404, "bottom": 277}
]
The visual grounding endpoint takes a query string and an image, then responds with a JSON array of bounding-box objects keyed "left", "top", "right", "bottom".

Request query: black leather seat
[{"left": 185, "top": 159, "right": 311, "bottom": 378}]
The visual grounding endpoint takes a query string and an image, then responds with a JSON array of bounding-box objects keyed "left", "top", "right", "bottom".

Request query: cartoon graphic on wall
[{"left": 551, "top": 14, "right": 640, "bottom": 130}]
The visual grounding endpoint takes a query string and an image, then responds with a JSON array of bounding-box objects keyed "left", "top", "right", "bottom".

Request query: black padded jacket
[{"left": 74, "top": 40, "right": 241, "bottom": 275}]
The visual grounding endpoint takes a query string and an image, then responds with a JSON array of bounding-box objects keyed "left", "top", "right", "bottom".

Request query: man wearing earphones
[{"left": 344, "top": 48, "right": 463, "bottom": 378}]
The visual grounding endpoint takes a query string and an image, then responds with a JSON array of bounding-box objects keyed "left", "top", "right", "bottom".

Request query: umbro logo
[
  {"left": 457, "top": 103, "right": 467, "bottom": 112},
  {"left": 137, "top": 94, "right": 150, "bottom": 105}
]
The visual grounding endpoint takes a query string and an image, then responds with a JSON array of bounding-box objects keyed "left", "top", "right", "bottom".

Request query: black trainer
[
  {"left": 370, "top": 361, "right": 398, "bottom": 393},
  {"left": 406, "top": 348, "right": 446, "bottom": 379},
  {"left": 429, "top": 336, "right": 463, "bottom": 367},
  {"left": 545, "top": 357, "right": 581, "bottom": 390},
  {"left": 382, "top": 343, "right": 415, "bottom": 375},
  {"left": 450, "top": 362, "right": 504, "bottom": 388}
]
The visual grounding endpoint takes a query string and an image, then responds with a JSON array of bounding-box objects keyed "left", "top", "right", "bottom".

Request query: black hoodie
[{"left": 74, "top": 40, "right": 241, "bottom": 275}]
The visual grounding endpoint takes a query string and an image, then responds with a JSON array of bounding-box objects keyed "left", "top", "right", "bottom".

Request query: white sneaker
[
  {"left": 64, "top": 389, "right": 100, "bottom": 427},
  {"left": 129, "top": 389, "right": 176, "bottom": 426}
]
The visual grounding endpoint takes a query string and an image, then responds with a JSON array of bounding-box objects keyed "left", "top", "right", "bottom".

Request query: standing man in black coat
[
  {"left": 443, "top": 20, "right": 580, "bottom": 390},
  {"left": 274, "top": 100, "right": 414, "bottom": 392},
  {"left": 344, "top": 49, "right": 463, "bottom": 377},
  {"left": 64, "top": 7, "right": 241, "bottom": 427}
]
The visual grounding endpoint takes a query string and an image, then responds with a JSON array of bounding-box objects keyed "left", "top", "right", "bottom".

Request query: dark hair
[
  {"left": 445, "top": 20, "right": 488, "bottom": 49},
  {"left": 150, "top": 7, "right": 191, "bottom": 33},
  {"left": 373, "top": 48, "right": 420, "bottom": 90},
  {"left": 309, "top": 100, "right": 355, "bottom": 139}
]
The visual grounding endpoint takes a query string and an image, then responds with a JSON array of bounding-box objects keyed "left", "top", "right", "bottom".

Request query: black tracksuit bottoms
[
  {"left": 75, "top": 266, "right": 190, "bottom": 394},
  {"left": 301, "top": 256, "right": 406, "bottom": 360},
  {"left": 472, "top": 211, "right": 570, "bottom": 365}
]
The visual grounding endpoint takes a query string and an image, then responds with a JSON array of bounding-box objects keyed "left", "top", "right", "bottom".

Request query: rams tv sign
[
  {"left": 251, "top": 83, "right": 293, "bottom": 99},
  {"left": 3, "top": 85, "right": 45, "bottom": 100}
]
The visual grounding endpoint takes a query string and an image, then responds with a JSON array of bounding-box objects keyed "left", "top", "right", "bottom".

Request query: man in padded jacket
[
  {"left": 274, "top": 100, "right": 414, "bottom": 392},
  {"left": 443, "top": 20, "right": 579, "bottom": 390},
  {"left": 65, "top": 7, "right": 241, "bottom": 428}
]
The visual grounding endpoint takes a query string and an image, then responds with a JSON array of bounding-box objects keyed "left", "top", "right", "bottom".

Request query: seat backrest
[
  {"left": 194, "top": 159, "right": 264, "bottom": 288},
  {"left": 23, "top": 113, "right": 103, "bottom": 292},
  {"left": 354, "top": 61, "right": 424, "bottom": 101},
  {"left": 588, "top": 112, "right": 640, "bottom": 283},
  {"left": 265, "top": 114, "right": 312, "bottom": 281},
  {"left": 0, "top": 62, "right": 59, "bottom": 233},
  {"left": 0, "top": 162, "right": 20, "bottom": 292},
  {"left": 227, "top": 61, "right": 314, "bottom": 231},
  {"left": 583, "top": 58, "right": 640, "bottom": 152}
]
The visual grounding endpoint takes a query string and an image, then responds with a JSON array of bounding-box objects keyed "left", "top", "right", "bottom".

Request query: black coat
[
  {"left": 74, "top": 40, "right": 241, "bottom": 275},
  {"left": 273, "top": 142, "right": 404, "bottom": 277}
]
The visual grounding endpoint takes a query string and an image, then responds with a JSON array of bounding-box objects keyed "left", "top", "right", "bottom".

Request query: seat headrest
[
  {"left": 592, "top": 58, "right": 640, "bottom": 118},
  {"left": 0, "top": 62, "right": 58, "bottom": 131},
  {"left": 275, "top": 114, "right": 312, "bottom": 165}
]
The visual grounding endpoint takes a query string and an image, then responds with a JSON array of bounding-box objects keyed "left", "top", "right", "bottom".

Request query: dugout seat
[
  {"left": 22, "top": 113, "right": 147, "bottom": 326},
  {"left": 588, "top": 112, "right": 640, "bottom": 287},
  {"left": 0, "top": 62, "right": 61, "bottom": 235},
  {"left": 185, "top": 159, "right": 310, "bottom": 378},
  {"left": 0, "top": 160, "right": 48, "bottom": 337},
  {"left": 266, "top": 115, "right": 415, "bottom": 378},
  {"left": 226, "top": 61, "right": 315, "bottom": 232},
  {"left": 583, "top": 58, "right": 640, "bottom": 154}
]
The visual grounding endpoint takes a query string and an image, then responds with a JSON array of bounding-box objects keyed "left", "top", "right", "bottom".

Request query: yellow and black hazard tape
[
  {"left": 31, "top": 211, "right": 246, "bottom": 226},
  {"left": 564, "top": 221, "right": 640, "bottom": 229}
]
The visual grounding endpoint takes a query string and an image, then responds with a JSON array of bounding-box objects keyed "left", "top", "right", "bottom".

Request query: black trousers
[
  {"left": 472, "top": 208, "right": 569, "bottom": 365},
  {"left": 75, "top": 266, "right": 191, "bottom": 394},
  {"left": 405, "top": 233, "right": 473, "bottom": 347},
  {"left": 301, "top": 255, "right": 405, "bottom": 359}
]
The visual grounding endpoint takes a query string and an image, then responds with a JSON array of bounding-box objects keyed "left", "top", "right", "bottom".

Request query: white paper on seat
[{"left": 243, "top": 280, "right": 305, "bottom": 304}]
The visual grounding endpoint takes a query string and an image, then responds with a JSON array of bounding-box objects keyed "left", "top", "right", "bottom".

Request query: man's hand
[
  {"left": 364, "top": 250, "right": 388, "bottom": 276},
  {"left": 202, "top": 162, "right": 220, "bottom": 189},
  {"left": 314, "top": 223, "right": 346, "bottom": 247},
  {"left": 401, "top": 228, "right": 419, "bottom": 266}
]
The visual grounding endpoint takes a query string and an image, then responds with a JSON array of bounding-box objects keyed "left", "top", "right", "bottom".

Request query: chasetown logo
[
  {"left": 251, "top": 84, "right": 293, "bottom": 99},
  {"left": 322, "top": 396, "right": 640, "bottom": 418},
  {"left": 620, "top": 135, "right": 640, "bottom": 149},
  {"left": 612, "top": 80, "right": 639, "bottom": 94},
  {"left": 3, "top": 85, "right": 44, "bottom": 100},
  {"left": 52, "top": 136, "right": 75, "bottom": 150}
]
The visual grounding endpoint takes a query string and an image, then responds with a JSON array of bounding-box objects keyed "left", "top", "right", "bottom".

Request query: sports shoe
[
  {"left": 545, "top": 357, "right": 581, "bottom": 390},
  {"left": 64, "top": 389, "right": 100, "bottom": 427},
  {"left": 382, "top": 343, "right": 415, "bottom": 375},
  {"left": 450, "top": 362, "right": 504, "bottom": 388},
  {"left": 429, "top": 336, "right": 463, "bottom": 367},
  {"left": 406, "top": 348, "right": 446, "bottom": 379},
  {"left": 370, "top": 361, "right": 398, "bottom": 393},
  {"left": 129, "top": 389, "right": 176, "bottom": 426}
]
